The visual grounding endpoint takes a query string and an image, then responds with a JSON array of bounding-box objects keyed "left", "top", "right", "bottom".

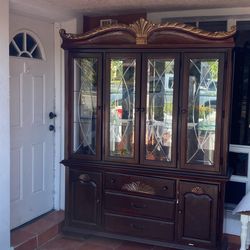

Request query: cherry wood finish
[
  {"left": 104, "top": 213, "right": 175, "bottom": 242},
  {"left": 177, "top": 181, "right": 219, "bottom": 248},
  {"left": 104, "top": 192, "right": 176, "bottom": 220},
  {"left": 104, "top": 173, "right": 176, "bottom": 199},
  {"left": 61, "top": 19, "right": 235, "bottom": 250},
  {"left": 67, "top": 170, "right": 102, "bottom": 229},
  {"left": 180, "top": 53, "right": 225, "bottom": 173}
]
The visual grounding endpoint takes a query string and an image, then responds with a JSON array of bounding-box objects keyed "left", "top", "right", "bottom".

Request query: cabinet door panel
[
  {"left": 69, "top": 170, "right": 102, "bottom": 228},
  {"left": 177, "top": 181, "right": 218, "bottom": 248},
  {"left": 104, "top": 53, "right": 141, "bottom": 163},
  {"left": 69, "top": 53, "right": 102, "bottom": 160},
  {"left": 141, "top": 54, "right": 180, "bottom": 167},
  {"left": 180, "top": 53, "right": 225, "bottom": 172}
]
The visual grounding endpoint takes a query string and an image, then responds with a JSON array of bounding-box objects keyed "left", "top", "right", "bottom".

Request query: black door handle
[{"left": 49, "top": 112, "right": 57, "bottom": 119}]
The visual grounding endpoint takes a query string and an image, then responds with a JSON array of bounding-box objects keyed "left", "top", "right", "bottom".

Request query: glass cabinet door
[
  {"left": 180, "top": 53, "right": 224, "bottom": 171},
  {"left": 105, "top": 54, "right": 140, "bottom": 163},
  {"left": 141, "top": 54, "right": 179, "bottom": 167},
  {"left": 71, "top": 54, "right": 102, "bottom": 160}
]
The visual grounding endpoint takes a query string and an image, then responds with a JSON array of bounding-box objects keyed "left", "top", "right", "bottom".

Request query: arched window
[{"left": 9, "top": 31, "right": 45, "bottom": 60}]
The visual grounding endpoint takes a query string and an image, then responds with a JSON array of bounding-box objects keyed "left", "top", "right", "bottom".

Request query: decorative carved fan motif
[
  {"left": 121, "top": 181, "right": 155, "bottom": 195},
  {"left": 129, "top": 18, "right": 156, "bottom": 44},
  {"left": 191, "top": 186, "right": 204, "bottom": 195}
]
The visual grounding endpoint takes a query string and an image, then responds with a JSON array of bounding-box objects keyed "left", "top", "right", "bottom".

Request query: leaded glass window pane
[
  {"left": 145, "top": 58, "right": 175, "bottom": 162},
  {"left": 109, "top": 58, "right": 136, "bottom": 158},
  {"left": 186, "top": 59, "right": 219, "bottom": 165},
  {"left": 73, "top": 58, "right": 98, "bottom": 155}
]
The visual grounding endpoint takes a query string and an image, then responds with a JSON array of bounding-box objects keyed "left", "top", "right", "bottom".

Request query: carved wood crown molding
[{"left": 59, "top": 18, "right": 236, "bottom": 45}]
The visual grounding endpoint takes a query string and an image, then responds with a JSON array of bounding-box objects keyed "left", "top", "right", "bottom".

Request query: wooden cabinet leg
[{"left": 240, "top": 214, "right": 249, "bottom": 250}]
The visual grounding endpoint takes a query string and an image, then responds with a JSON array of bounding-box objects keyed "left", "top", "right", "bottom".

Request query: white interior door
[{"left": 10, "top": 14, "right": 55, "bottom": 229}]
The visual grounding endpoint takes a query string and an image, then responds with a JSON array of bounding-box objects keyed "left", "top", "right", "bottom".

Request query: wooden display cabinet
[{"left": 60, "top": 19, "right": 235, "bottom": 249}]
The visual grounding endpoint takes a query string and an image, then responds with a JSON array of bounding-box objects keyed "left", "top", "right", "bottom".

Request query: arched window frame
[{"left": 9, "top": 30, "right": 46, "bottom": 60}]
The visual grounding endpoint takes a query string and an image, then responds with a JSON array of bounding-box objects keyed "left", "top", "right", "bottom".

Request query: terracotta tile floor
[
  {"left": 38, "top": 234, "right": 241, "bottom": 250},
  {"left": 11, "top": 210, "right": 65, "bottom": 250},
  {"left": 38, "top": 235, "right": 175, "bottom": 250},
  {"left": 11, "top": 210, "right": 242, "bottom": 250}
]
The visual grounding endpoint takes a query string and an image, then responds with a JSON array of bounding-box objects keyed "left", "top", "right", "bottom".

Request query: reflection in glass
[
  {"left": 186, "top": 59, "right": 219, "bottom": 165},
  {"left": 145, "top": 59, "right": 174, "bottom": 162},
  {"left": 73, "top": 58, "right": 98, "bottom": 155},
  {"left": 109, "top": 58, "right": 136, "bottom": 158}
]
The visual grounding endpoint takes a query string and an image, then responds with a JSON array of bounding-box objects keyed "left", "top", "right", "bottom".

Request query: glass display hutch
[{"left": 60, "top": 19, "right": 235, "bottom": 250}]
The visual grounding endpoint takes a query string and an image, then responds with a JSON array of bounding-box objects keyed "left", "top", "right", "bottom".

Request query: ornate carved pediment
[{"left": 60, "top": 18, "right": 236, "bottom": 46}]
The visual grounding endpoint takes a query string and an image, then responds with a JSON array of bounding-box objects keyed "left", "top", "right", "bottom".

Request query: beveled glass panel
[
  {"left": 186, "top": 59, "right": 219, "bottom": 165},
  {"left": 73, "top": 58, "right": 98, "bottom": 155},
  {"left": 145, "top": 59, "right": 175, "bottom": 162},
  {"left": 109, "top": 58, "right": 136, "bottom": 158}
]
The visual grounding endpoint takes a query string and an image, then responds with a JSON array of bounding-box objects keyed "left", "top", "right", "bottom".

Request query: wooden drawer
[
  {"left": 104, "top": 173, "right": 175, "bottom": 199},
  {"left": 105, "top": 192, "right": 175, "bottom": 221},
  {"left": 105, "top": 213, "right": 174, "bottom": 241}
]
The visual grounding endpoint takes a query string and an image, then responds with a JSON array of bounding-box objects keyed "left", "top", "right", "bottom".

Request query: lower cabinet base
[
  {"left": 62, "top": 224, "right": 227, "bottom": 250},
  {"left": 65, "top": 168, "right": 227, "bottom": 250}
]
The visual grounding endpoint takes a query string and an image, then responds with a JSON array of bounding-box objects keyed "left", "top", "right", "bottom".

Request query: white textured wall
[
  {"left": 0, "top": 0, "right": 10, "bottom": 249},
  {"left": 147, "top": 7, "right": 250, "bottom": 23}
]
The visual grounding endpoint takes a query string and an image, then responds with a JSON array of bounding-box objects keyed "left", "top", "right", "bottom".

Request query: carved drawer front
[
  {"left": 105, "top": 213, "right": 174, "bottom": 242},
  {"left": 104, "top": 173, "right": 176, "bottom": 198},
  {"left": 105, "top": 192, "right": 175, "bottom": 221}
]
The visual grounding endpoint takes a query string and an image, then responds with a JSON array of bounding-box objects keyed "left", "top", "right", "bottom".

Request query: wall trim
[{"left": 147, "top": 7, "right": 250, "bottom": 23}]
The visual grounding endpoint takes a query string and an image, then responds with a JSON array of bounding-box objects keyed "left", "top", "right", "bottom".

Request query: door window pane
[
  {"left": 73, "top": 58, "right": 98, "bottom": 155},
  {"left": 229, "top": 152, "right": 248, "bottom": 177},
  {"left": 186, "top": 59, "right": 219, "bottom": 165},
  {"left": 109, "top": 58, "right": 136, "bottom": 158},
  {"left": 225, "top": 181, "right": 246, "bottom": 206},
  {"left": 145, "top": 59, "right": 175, "bottom": 162}
]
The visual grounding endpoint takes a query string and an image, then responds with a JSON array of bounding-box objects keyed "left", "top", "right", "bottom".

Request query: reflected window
[
  {"left": 73, "top": 58, "right": 98, "bottom": 155},
  {"left": 145, "top": 58, "right": 175, "bottom": 162},
  {"left": 109, "top": 58, "right": 136, "bottom": 158},
  {"left": 186, "top": 59, "right": 219, "bottom": 165}
]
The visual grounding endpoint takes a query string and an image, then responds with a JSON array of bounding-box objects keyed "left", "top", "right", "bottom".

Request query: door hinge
[
  {"left": 222, "top": 110, "right": 225, "bottom": 119},
  {"left": 220, "top": 157, "right": 223, "bottom": 165}
]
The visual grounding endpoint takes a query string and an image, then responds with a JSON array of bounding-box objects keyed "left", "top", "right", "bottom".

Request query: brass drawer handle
[
  {"left": 111, "top": 178, "right": 116, "bottom": 184},
  {"left": 130, "top": 223, "right": 144, "bottom": 231},
  {"left": 131, "top": 202, "right": 147, "bottom": 209},
  {"left": 163, "top": 186, "right": 168, "bottom": 191}
]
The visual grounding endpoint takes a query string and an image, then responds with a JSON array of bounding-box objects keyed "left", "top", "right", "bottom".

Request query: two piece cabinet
[{"left": 61, "top": 19, "right": 235, "bottom": 249}]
